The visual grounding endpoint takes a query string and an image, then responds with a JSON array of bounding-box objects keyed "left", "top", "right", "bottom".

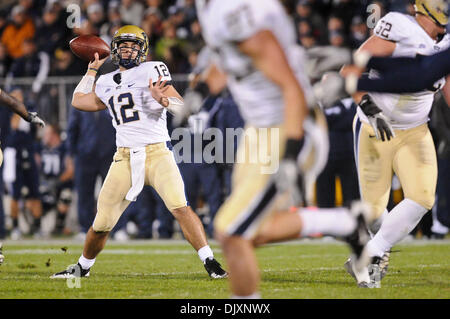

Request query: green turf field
[{"left": 0, "top": 239, "right": 449, "bottom": 299}]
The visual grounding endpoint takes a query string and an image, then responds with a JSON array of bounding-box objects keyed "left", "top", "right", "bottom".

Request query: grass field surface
[{"left": 0, "top": 239, "right": 449, "bottom": 299}]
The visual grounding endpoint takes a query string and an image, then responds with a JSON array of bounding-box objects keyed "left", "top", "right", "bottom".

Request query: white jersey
[
  {"left": 358, "top": 12, "right": 450, "bottom": 130},
  {"left": 95, "top": 61, "right": 172, "bottom": 148},
  {"left": 197, "top": 0, "right": 314, "bottom": 127}
]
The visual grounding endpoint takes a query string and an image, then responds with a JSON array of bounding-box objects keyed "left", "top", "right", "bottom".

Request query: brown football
[{"left": 69, "top": 35, "right": 110, "bottom": 62}]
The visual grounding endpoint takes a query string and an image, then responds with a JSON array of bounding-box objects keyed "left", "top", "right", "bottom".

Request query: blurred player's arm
[
  {"left": 0, "top": 88, "right": 45, "bottom": 126},
  {"left": 72, "top": 53, "right": 107, "bottom": 112},
  {"left": 202, "top": 64, "right": 228, "bottom": 95},
  {"left": 238, "top": 30, "right": 307, "bottom": 140},
  {"left": 237, "top": 29, "right": 308, "bottom": 201},
  {"left": 352, "top": 55, "right": 450, "bottom": 94},
  {"left": 0, "top": 88, "right": 29, "bottom": 120}
]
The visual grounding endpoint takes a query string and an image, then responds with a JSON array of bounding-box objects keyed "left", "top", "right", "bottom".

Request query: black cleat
[
  {"left": 204, "top": 258, "right": 228, "bottom": 279},
  {"left": 50, "top": 262, "right": 90, "bottom": 279}
]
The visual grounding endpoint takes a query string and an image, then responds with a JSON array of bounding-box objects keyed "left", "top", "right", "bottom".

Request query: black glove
[
  {"left": 359, "top": 94, "right": 395, "bottom": 142},
  {"left": 273, "top": 138, "right": 305, "bottom": 205},
  {"left": 284, "top": 138, "right": 305, "bottom": 161}
]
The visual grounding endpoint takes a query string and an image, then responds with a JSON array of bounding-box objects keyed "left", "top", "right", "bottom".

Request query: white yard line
[
  {"left": 5, "top": 249, "right": 348, "bottom": 260},
  {"left": 1, "top": 239, "right": 195, "bottom": 246},
  {"left": 0, "top": 238, "right": 450, "bottom": 253},
  {"left": 6, "top": 249, "right": 194, "bottom": 255}
]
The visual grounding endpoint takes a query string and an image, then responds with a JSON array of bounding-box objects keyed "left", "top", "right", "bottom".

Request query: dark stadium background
[{"left": 0, "top": 0, "right": 448, "bottom": 241}]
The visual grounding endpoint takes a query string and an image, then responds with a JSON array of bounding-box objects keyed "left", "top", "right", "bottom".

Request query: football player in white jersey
[
  {"left": 197, "top": 0, "right": 374, "bottom": 298},
  {"left": 344, "top": 0, "right": 450, "bottom": 287},
  {"left": 51, "top": 25, "right": 227, "bottom": 279}
]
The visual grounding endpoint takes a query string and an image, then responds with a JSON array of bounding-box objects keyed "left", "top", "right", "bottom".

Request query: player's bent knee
[
  {"left": 171, "top": 206, "right": 188, "bottom": 216},
  {"left": 92, "top": 221, "right": 114, "bottom": 232},
  {"left": 252, "top": 234, "right": 267, "bottom": 247},
  {"left": 214, "top": 229, "right": 230, "bottom": 244},
  {"left": 220, "top": 234, "right": 242, "bottom": 247},
  {"left": 92, "top": 212, "right": 119, "bottom": 232},
  {"left": 92, "top": 228, "right": 110, "bottom": 235}
]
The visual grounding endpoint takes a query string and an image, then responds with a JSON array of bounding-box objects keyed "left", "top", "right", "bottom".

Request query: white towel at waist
[{"left": 125, "top": 146, "right": 146, "bottom": 201}]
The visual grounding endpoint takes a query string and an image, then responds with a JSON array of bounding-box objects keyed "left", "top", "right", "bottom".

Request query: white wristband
[
  {"left": 166, "top": 97, "right": 184, "bottom": 116},
  {"left": 74, "top": 75, "right": 95, "bottom": 94},
  {"left": 345, "top": 74, "right": 358, "bottom": 95},
  {"left": 353, "top": 51, "right": 371, "bottom": 68}
]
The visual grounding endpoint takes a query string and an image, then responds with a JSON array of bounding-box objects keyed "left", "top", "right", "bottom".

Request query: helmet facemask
[{"left": 111, "top": 36, "right": 148, "bottom": 69}]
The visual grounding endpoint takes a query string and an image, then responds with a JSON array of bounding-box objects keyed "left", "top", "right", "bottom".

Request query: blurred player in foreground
[
  {"left": 197, "top": 0, "right": 373, "bottom": 297},
  {"left": 51, "top": 25, "right": 227, "bottom": 279},
  {"left": 342, "top": 0, "right": 450, "bottom": 287}
]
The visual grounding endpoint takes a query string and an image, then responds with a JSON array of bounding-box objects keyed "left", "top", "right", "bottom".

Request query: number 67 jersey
[{"left": 94, "top": 61, "right": 172, "bottom": 148}]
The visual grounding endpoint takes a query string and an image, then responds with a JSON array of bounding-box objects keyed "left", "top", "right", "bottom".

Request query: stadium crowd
[{"left": 0, "top": 0, "right": 448, "bottom": 241}]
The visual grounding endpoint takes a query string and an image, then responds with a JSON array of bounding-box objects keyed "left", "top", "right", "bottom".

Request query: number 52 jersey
[
  {"left": 95, "top": 61, "right": 172, "bottom": 148},
  {"left": 361, "top": 12, "right": 450, "bottom": 130}
]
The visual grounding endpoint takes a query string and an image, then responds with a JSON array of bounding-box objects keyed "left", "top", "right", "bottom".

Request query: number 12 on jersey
[
  {"left": 108, "top": 92, "right": 140, "bottom": 125},
  {"left": 154, "top": 64, "right": 169, "bottom": 77}
]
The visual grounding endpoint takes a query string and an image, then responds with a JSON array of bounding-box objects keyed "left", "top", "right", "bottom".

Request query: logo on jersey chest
[{"left": 114, "top": 83, "right": 137, "bottom": 90}]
